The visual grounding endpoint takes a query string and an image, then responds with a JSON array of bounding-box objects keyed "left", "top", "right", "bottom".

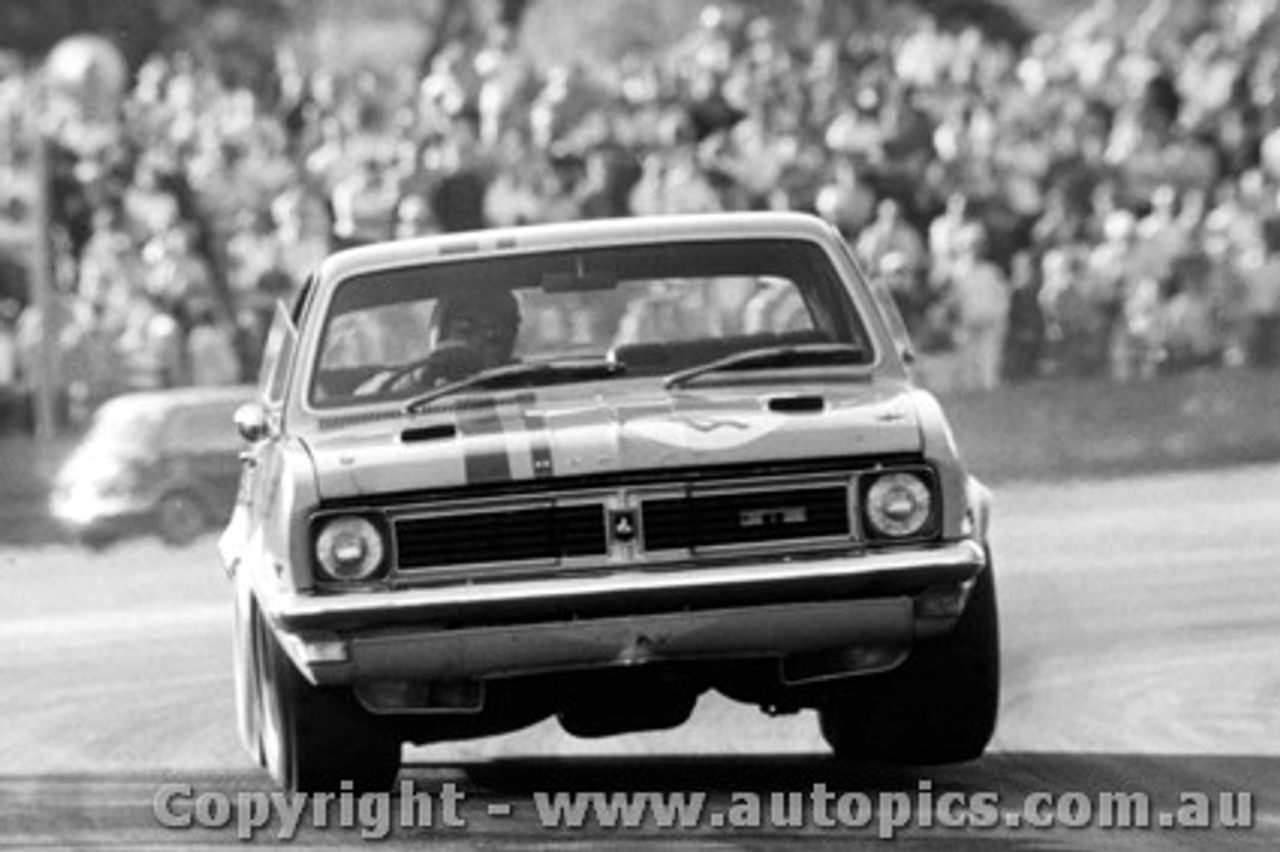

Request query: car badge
[
  {"left": 610, "top": 509, "right": 637, "bottom": 543},
  {"left": 739, "top": 507, "right": 808, "bottom": 528}
]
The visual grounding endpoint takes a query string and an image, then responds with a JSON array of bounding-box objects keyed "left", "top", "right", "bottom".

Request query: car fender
[
  {"left": 907, "top": 388, "right": 991, "bottom": 547},
  {"left": 222, "top": 436, "right": 323, "bottom": 605}
]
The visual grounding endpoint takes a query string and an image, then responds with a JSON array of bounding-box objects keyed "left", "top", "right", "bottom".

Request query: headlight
[
  {"left": 315, "top": 515, "right": 386, "bottom": 582},
  {"left": 864, "top": 471, "right": 934, "bottom": 539}
]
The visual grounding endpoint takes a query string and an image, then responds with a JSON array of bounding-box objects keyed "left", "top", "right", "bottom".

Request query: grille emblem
[
  {"left": 610, "top": 509, "right": 637, "bottom": 542},
  {"left": 739, "top": 507, "right": 808, "bottom": 528}
]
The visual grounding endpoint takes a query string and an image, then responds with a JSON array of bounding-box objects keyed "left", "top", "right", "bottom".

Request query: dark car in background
[{"left": 50, "top": 385, "right": 256, "bottom": 547}]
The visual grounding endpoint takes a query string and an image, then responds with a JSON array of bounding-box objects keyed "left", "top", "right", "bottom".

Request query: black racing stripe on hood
[{"left": 457, "top": 398, "right": 511, "bottom": 484}]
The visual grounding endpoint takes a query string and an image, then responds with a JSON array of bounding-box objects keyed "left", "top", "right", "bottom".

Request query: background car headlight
[
  {"left": 315, "top": 516, "right": 386, "bottom": 581},
  {"left": 864, "top": 471, "right": 934, "bottom": 539}
]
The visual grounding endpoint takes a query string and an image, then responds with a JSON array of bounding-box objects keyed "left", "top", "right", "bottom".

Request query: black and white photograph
[{"left": 0, "top": 0, "right": 1277, "bottom": 848}]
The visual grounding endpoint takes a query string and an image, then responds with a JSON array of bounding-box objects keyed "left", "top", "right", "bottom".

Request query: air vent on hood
[
  {"left": 402, "top": 423, "right": 458, "bottom": 443},
  {"left": 768, "top": 395, "right": 826, "bottom": 414}
]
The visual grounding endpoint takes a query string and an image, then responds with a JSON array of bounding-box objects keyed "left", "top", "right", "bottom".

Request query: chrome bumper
[{"left": 266, "top": 539, "right": 986, "bottom": 686}]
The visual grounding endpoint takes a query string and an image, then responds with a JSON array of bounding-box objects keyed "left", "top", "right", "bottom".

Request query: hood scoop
[{"left": 768, "top": 394, "right": 826, "bottom": 414}]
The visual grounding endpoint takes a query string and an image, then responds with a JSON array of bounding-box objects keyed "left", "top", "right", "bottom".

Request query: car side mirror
[{"left": 234, "top": 402, "right": 270, "bottom": 443}]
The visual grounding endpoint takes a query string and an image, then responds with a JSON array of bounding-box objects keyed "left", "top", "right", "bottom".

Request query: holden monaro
[{"left": 221, "top": 212, "right": 997, "bottom": 792}]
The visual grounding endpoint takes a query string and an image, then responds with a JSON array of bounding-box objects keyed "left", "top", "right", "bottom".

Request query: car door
[{"left": 221, "top": 298, "right": 301, "bottom": 572}]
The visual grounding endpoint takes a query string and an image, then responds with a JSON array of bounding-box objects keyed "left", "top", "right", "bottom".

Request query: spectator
[
  {"left": 1131, "top": 184, "right": 1190, "bottom": 288},
  {"left": 742, "top": 278, "right": 806, "bottom": 336},
  {"left": 615, "top": 280, "right": 724, "bottom": 345},
  {"left": 855, "top": 197, "right": 926, "bottom": 279},
  {"left": 186, "top": 305, "right": 242, "bottom": 386},
  {"left": 1157, "top": 253, "right": 1220, "bottom": 374},
  {"left": 1002, "top": 250, "right": 1045, "bottom": 383},
  {"left": 1241, "top": 216, "right": 1280, "bottom": 367},
  {"left": 1115, "top": 273, "right": 1165, "bottom": 382},
  {"left": 429, "top": 111, "right": 492, "bottom": 233},
  {"left": 927, "top": 193, "right": 976, "bottom": 292},
  {"left": 575, "top": 142, "right": 641, "bottom": 219},
  {"left": 123, "top": 152, "right": 182, "bottom": 237},
  {"left": 62, "top": 300, "right": 127, "bottom": 424},
  {"left": 119, "top": 293, "right": 185, "bottom": 390},
  {"left": 143, "top": 225, "right": 214, "bottom": 308},
  {"left": 8, "top": 0, "right": 1280, "bottom": 406},
  {"left": 330, "top": 152, "right": 399, "bottom": 246},
  {"left": 1038, "top": 244, "right": 1107, "bottom": 378},
  {"left": 271, "top": 184, "right": 332, "bottom": 284},
  {"left": 226, "top": 208, "right": 283, "bottom": 296},
  {"left": 948, "top": 226, "right": 1010, "bottom": 391},
  {"left": 1085, "top": 210, "right": 1141, "bottom": 380},
  {"left": 814, "top": 158, "right": 876, "bottom": 240}
]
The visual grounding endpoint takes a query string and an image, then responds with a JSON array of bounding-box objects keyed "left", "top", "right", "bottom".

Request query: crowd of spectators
[{"left": 4, "top": 0, "right": 1280, "bottom": 430}]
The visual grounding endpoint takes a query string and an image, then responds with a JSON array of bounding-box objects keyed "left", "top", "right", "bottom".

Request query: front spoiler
[{"left": 265, "top": 539, "right": 986, "bottom": 685}]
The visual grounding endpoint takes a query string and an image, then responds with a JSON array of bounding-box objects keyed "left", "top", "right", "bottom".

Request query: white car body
[{"left": 221, "top": 212, "right": 997, "bottom": 792}]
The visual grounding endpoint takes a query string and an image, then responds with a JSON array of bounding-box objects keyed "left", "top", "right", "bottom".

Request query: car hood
[{"left": 304, "top": 384, "right": 923, "bottom": 500}]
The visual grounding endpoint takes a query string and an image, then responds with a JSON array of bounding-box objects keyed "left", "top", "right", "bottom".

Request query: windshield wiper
[
  {"left": 663, "top": 343, "right": 867, "bottom": 390},
  {"left": 405, "top": 358, "right": 625, "bottom": 413}
]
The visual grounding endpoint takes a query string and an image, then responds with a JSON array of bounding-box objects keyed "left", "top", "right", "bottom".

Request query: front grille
[
  {"left": 395, "top": 504, "right": 606, "bottom": 569},
  {"left": 641, "top": 486, "right": 851, "bottom": 551}
]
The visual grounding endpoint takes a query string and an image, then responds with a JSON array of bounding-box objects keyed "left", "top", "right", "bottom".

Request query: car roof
[{"left": 319, "top": 212, "right": 843, "bottom": 282}]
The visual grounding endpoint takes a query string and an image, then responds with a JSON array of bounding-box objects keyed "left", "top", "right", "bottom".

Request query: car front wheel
[
  {"left": 818, "top": 554, "right": 1000, "bottom": 765},
  {"left": 253, "top": 609, "right": 401, "bottom": 793}
]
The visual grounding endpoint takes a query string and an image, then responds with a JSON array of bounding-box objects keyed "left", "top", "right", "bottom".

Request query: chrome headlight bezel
[
  {"left": 861, "top": 468, "right": 939, "bottom": 542},
  {"left": 312, "top": 513, "right": 390, "bottom": 583}
]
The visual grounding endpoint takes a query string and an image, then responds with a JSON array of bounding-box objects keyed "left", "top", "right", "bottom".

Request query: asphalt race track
[{"left": 2, "top": 464, "right": 1278, "bottom": 849}]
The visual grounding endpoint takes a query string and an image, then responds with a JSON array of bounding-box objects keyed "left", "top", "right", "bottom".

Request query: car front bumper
[{"left": 261, "top": 539, "right": 988, "bottom": 688}]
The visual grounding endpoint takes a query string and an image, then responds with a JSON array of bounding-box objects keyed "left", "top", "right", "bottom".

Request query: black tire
[
  {"left": 818, "top": 554, "right": 1000, "bottom": 765},
  {"left": 253, "top": 609, "right": 401, "bottom": 793},
  {"left": 155, "top": 491, "right": 208, "bottom": 547}
]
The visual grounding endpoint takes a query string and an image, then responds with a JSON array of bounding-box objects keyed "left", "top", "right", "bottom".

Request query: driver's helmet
[
  {"left": 432, "top": 286, "right": 521, "bottom": 357},
  {"left": 430, "top": 285, "right": 519, "bottom": 376}
]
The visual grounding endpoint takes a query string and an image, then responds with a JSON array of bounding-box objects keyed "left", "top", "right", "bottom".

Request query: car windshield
[{"left": 309, "top": 239, "right": 873, "bottom": 408}]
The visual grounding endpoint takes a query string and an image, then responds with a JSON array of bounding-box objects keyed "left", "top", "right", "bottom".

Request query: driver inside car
[
  {"left": 359, "top": 286, "right": 522, "bottom": 395},
  {"left": 432, "top": 287, "right": 521, "bottom": 374}
]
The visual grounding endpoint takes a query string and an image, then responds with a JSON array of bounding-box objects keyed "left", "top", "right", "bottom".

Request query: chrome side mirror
[{"left": 234, "top": 402, "right": 270, "bottom": 443}]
